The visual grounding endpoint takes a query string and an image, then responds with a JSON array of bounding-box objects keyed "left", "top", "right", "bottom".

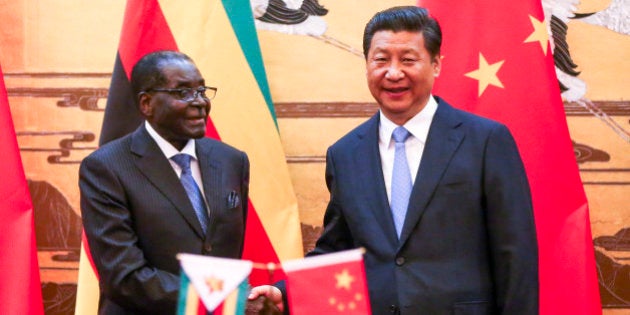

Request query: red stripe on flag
[
  {"left": 118, "top": 0, "right": 178, "bottom": 79},
  {"left": 242, "top": 200, "right": 285, "bottom": 286},
  {"left": 0, "top": 64, "right": 44, "bottom": 314},
  {"left": 81, "top": 230, "right": 99, "bottom": 280},
  {"left": 418, "top": 1, "right": 601, "bottom": 314}
]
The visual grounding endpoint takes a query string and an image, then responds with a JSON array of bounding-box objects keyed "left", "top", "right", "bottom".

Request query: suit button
[
  {"left": 203, "top": 244, "right": 212, "bottom": 253},
  {"left": 395, "top": 257, "right": 405, "bottom": 266},
  {"left": 389, "top": 305, "right": 399, "bottom": 314}
]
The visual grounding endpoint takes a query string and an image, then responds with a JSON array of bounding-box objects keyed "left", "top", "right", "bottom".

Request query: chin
[{"left": 187, "top": 127, "right": 207, "bottom": 139}]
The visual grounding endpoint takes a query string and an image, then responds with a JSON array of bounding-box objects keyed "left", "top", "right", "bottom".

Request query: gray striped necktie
[{"left": 171, "top": 154, "right": 209, "bottom": 234}]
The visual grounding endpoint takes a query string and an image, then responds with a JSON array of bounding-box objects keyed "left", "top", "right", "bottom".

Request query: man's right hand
[{"left": 246, "top": 285, "right": 284, "bottom": 314}]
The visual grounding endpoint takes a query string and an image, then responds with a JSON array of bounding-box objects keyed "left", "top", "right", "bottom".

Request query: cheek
[{"left": 366, "top": 68, "right": 385, "bottom": 84}]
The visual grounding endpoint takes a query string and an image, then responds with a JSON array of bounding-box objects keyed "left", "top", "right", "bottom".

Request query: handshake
[{"left": 245, "top": 285, "right": 283, "bottom": 315}]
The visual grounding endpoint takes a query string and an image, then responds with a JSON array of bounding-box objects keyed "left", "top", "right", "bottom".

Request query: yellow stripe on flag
[
  {"left": 183, "top": 283, "right": 200, "bottom": 315},
  {"left": 74, "top": 245, "right": 99, "bottom": 314},
  {"left": 222, "top": 289, "right": 238, "bottom": 315},
  {"left": 160, "top": 0, "right": 303, "bottom": 261}
]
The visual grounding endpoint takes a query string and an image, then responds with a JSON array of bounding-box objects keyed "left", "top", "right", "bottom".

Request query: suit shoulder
[
  {"left": 197, "top": 137, "right": 248, "bottom": 158},
  {"left": 83, "top": 133, "right": 133, "bottom": 163},
  {"left": 441, "top": 101, "right": 507, "bottom": 133},
  {"left": 329, "top": 114, "right": 378, "bottom": 150}
]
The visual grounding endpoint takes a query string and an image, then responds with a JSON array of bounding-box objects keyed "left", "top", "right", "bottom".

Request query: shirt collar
[
  {"left": 145, "top": 121, "right": 197, "bottom": 160},
  {"left": 379, "top": 95, "right": 438, "bottom": 145}
]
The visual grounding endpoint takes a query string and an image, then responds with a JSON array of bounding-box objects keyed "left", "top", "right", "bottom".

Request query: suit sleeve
[
  {"left": 239, "top": 150, "right": 250, "bottom": 256},
  {"left": 79, "top": 154, "right": 180, "bottom": 313},
  {"left": 483, "top": 124, "right": 539, "bottom": 314},
  {"left": 276, "top": 147, "right": 355, "bottom": 314},
  {"left": 307, "top": 147, "right": 355, "bottom": 256}
]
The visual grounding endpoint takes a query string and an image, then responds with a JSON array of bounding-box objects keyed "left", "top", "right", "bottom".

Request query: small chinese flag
[{"left": 283, "top": 249, "right": 371, "bottom": 315}]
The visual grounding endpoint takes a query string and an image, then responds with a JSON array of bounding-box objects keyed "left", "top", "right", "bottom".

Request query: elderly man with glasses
[{"left": 79, "top": 50, "right": 250, "bottom": 315}]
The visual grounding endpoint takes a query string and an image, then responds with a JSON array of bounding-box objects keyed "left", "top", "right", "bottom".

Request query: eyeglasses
[{"left": 147, "top": 86, "right": 217, "bottom": 102}]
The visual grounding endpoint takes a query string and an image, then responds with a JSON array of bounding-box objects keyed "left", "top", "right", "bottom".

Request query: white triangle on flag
[{"left": 177, "top": 253, "right": 253, "bottom": 311}]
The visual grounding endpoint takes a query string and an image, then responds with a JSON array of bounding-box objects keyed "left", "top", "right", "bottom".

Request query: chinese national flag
[
  {"left": 283, "top": 249, "right": 371, "bottom": 315},
  {"left": 417, "top": 1, "right": 601, "bottom": 314},
  {"left": 0, "top": 64, "right": 44, "bottom": 314}
]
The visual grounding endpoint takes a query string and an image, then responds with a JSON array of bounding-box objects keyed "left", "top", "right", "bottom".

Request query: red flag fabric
[
  {"left": 417, "top": 1, "right": 601, "bottom": 314},
  {"left": 283, "top": 249, "right": 371, "bottom": 315},
  {"left": 0, "top": 64, "right": 44, "bottom": 314}
]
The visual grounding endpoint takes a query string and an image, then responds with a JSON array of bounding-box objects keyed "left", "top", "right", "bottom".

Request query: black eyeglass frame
[{"left": 145, "top": 86, "right": 218, "bottom": 101}]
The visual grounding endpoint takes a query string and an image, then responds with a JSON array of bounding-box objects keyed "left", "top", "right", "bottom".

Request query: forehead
[
  {"left": 160, "top": 59, "right": 204, "bottom": 86},
  {"left": 369, "top": 30, "right": 426, "bottom": 53}
]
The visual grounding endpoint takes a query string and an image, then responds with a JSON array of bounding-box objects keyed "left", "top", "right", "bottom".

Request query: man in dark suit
[
  {"left": 79, "top": 51, "right": 249, "bottom": 315},
  {"left": 250, "top": 6, "right": 538, "bottom": 314}
]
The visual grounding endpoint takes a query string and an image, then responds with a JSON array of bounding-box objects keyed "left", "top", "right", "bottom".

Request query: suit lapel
[
  {"left": 355, "top": 114, "right": 399, "bottom": 245},
  {"left": 399, "top": 99, "right": 465, "bottom": 245},
  {"left": 131, "top": 126, "right": 206, "bottom": 238}
]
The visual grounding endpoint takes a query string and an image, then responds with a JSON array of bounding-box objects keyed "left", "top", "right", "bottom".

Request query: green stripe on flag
[
  {"left": 234, "top": 279, "right": 250, "bottom": 315},
  {"left": 222, "top": 0, "right": 277, "bottom": 127},
  {"left": 176, "top": 272, "right": 192, "bottom": 315}
]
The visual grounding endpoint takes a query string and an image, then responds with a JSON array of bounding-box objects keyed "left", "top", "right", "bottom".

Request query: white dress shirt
[
  {"left": 145, "top": 121, "right": 207, "bottom": 202},
  {"left": 379, "top": 96, "right": 438, "bottom": 203}
]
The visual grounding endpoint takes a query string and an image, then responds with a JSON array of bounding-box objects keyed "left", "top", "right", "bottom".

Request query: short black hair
[
  {"left": 130, "top": 50, "right": 194, "bottom": 101},
  {"left": 363, "top": 6, "right": 442, "bottom": 60}
]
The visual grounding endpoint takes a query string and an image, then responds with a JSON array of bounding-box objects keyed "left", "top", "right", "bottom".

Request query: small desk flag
[
  {"left": 283, "top": 248, "right": 371, "bottom": 315},
  {"left": 177, "top": 254, "right": 252, "bottom": 315}
]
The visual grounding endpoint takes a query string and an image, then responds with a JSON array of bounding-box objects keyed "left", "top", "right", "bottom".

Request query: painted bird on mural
[
  {"left": 249, "top": 0, "right": 363, "bottom": 56},
  {"left": 250, "top": 0, "right": 329, "bottom": 36},
  {"left": 542, "top": 0, "right": 630, "bottom": 142}
]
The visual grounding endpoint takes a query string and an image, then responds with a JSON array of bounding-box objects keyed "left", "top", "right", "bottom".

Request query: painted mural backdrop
[{"left": 0, "top": 0, "right": 628, "bottom": 313}]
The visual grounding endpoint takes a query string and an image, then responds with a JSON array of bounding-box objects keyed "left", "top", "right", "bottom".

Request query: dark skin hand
[{"left": 245, "top": 296, "right": 282, "bottom": 315}]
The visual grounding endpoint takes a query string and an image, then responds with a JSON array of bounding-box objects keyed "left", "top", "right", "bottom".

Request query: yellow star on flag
[
  {"left": 335, "top": 269, "right": 355, "bottom": 290},
  {"left": 524, "top": 15, "right": 549, "bottom": 55},
  {"left": 464, "top": 53, "right": 505, "bottom": 97},
  {"left": 204, "top": 276, "right": 224, "bottom": 293}
]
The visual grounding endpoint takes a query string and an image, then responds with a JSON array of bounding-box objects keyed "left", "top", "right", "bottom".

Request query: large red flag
[
  {"left": 417, "top": 1, "right": 601, "bottom": 314},
  {"left": 0, "top": 64, "right": 44, "bottom": 314}
]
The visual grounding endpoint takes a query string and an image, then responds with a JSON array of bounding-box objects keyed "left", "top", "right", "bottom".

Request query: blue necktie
[
  {"left": 390, "top": 127, "right": 412, "bottom": 238},
  {"left": 171, "top": 154, "right": 209, "bottom": 234}
]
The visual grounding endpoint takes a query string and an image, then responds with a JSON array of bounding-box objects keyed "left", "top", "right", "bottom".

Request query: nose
[
  {"left": 193, "top": 90, "right": 207, "bottom": 102},
  {"left": 189, "top": 91, "right": 209, "bottom": 105},
  {"left": 385, "top": 64, "right": 404, "bottom": 80},
  {"left": 190, "top": 93, "right": 210, "bottom": 113}
]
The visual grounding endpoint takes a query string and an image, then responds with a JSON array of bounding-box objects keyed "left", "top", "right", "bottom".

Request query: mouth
[
  {"left": 186, "top": 117, "right": 206, "bottom": 126},
  {"left": 383, "top": 87, "right": 409, "bottom": 96}
]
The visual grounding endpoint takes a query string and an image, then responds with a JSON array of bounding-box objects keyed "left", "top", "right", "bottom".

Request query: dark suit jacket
[
  {"left": 79, "top": 125, "right": 249, "bottom": 315},
  {"left": 309, "top": 97, "right": 538, "bottom": 315}
]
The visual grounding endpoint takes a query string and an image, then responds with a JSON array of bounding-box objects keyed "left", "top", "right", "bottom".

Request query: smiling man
[
  {"left": 79, "top": 51, "right": 250, "bottom": 315},
  {"left": 250, "top": 6, "right": 539, "bottom": 315}
]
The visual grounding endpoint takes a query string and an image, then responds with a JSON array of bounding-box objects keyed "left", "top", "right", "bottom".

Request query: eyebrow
[{"left": 172, "top": 79, "right": 205, "bottom": 88}]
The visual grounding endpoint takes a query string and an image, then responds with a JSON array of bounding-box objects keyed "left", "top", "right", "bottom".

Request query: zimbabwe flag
[{"left": 75, "top": 1, "right": 303, "bottom": 313}]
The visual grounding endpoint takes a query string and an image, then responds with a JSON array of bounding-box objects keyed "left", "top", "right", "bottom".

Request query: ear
[
  {"left": 138, "top": 92, "right": 153, "bottom": 117},
  {"left": 433, "top": 55, "right": 442, "bottom": 77}
]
